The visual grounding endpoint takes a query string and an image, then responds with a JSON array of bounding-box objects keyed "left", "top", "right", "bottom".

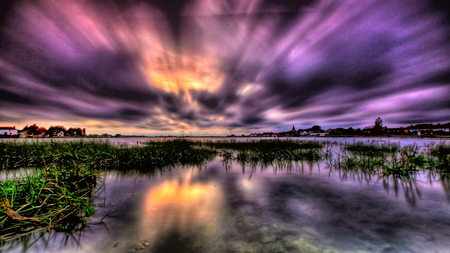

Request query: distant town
[
  {"left": 0, "top": 118, "right": 449, "bottom": 138},
  {"left": 244, "top": 118, "right": 450, "bottom": 138},
  {"left": 0, "top": 124, "right": 87, "bottom": 138}
]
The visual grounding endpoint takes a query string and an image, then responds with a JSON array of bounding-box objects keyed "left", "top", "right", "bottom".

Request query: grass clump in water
[
  {"left": 0, "top": 139, "right": 217, "bottom": 243},
  {"left": 344, "top": 141, "right": 399, "bottom": 156},
  {"left": 2, "top": 138, "right": 448, "bottom": 242},
  {"left": 0, "top": 139, "right": 217, "bottom": 171},
  {"left": 202, "top": 139, "right": 322, "bottom": 151},
  {"left": 203, "top": 139, "right": 324, "bottom": 164},
  {"left": 0, "top": 165, "right": 96, "bottom": 244},
  {"left": 430, "top": 143, "right": 450, "bottom": 172}
]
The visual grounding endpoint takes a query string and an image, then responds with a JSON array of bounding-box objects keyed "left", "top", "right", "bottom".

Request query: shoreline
[{"left": 2, "top": 135, "right": 450, "bottom": 139}]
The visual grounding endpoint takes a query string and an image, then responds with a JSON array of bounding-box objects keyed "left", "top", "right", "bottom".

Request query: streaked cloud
[{"left": 0, "top": 0, "right": 449, "bottom": 134}]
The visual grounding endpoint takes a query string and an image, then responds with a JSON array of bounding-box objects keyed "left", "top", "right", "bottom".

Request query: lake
[
  {"left": 2, "top": 137, "right": 450, "bottom": 253},
  {"left": 1, "top": 136, "right": 449, "bottom": 147}
]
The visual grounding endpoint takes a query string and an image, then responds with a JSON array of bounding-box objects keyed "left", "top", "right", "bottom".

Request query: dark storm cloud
[
  {"left": 191, "top": 88, "right": 240, "bottom": 113},
  {"left": 0, "top": 0, "right": 449, "bottom": 133},
  {"left": 0, "top": 87, "right": 35, "bottom": 105}
]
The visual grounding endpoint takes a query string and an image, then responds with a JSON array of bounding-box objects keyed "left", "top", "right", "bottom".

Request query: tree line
[{"left": 21, "top": 124, "right": 86, "bottom": 137}]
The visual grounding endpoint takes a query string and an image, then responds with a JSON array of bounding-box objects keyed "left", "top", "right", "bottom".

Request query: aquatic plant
[
  {"left": 0, "top": 165, "right": 97, "bottom": 244},
  {"left": 0, "top": 139, "right": 217, "bottom": 171},
  {"left": 2, "top": 138, "right": 450, "bottom": 243},
  {"left": 203, "top": 139, "right": 322, "bottom": 150},
  {"left": 200, "top": 139, "right": 325, "bottom": 169},
  {"left": 344, "top": 141, "right": 399, "bottom": 156},
  {"left": 430, "top": 143, "right": 450, "bottom": 171}
]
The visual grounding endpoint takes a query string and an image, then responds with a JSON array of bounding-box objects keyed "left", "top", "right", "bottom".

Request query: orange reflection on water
[
  {"left": 150, "top": 181, "right": 208, "bottom": 204},
  {"left": 141, "top": 170, "right": 223, "bottom": 238}
]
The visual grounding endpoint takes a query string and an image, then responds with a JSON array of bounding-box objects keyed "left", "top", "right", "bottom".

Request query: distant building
[
  {"left": 0, "top": 126, "right": 18, "bottom": 136},
  {"left": 405, "top": 123, "right": 450, "bottom": 136},
  {"left": 385, "top": 128, "right": 405, "bottom": 134},
  {"left": 383, "top": 123, "right": 450, "bottom": 136},
  {"left": 54, "top": 130, "right": 64, "bottom": 137},
  {"left": 363, "top": 126, "right": 387, "bottom": 135}
]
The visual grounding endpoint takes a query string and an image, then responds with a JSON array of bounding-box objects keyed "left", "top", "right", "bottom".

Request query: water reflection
[
  {"left": 141, "top": 169, "right": 223, "bottom": 251},
  {"left": 3, "top": 158, "right": 450, "bottom": 253},
  {"left": 382, "top": 175, "right": 422, "bottom": 205},
  {"left": 3, "top": 138, "right": 450, "bottom": 252}
]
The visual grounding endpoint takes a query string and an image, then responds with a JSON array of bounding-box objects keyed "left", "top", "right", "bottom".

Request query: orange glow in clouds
[{"left": 144, "top": 45, "right": 225, "bottom": 94}]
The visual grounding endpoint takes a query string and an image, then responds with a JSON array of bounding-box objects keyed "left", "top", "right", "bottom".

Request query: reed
[
  {"left": 201, "top": 139, "right": 323, "bottom": 151},
  {"left": 430, "top": 142, "right": 450, "bottom": 171},
  {"left": 344, "top": 141, "right": 399, "bottom": 156},
  {"left": 201, "top": 139, "right": 324, "bottom": 165},
  {"left": 0, "top": 165, "right": 96, "bottom": 244},
  {"left": 1, "top": 139, "right": 449, "bottom": 242},
  {"left": 0, "top": 139, "right": 217, "bottom": 171}
]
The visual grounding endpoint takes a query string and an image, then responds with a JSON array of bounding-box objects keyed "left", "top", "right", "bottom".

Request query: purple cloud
[{"left": 0, "top": 0, "right": 449, "bottom": 134}]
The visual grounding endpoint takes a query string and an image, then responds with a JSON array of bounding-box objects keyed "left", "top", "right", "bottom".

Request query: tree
[
  {"left": 24, "top": 124, "right": 42, "bottom": 136},
  {"left": 67, "top": 127, "right": 84, "bottom": 136},
  {"left": 375, "top": 117, "right": 383, "bottom": 128},
  {"left": 311, "top": 125, "right": 322, "bottom": 131}
]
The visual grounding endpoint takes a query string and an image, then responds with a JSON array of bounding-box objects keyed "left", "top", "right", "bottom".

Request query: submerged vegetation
[{"left": 1, "top": 138, "right": 450, "bottom": 245}]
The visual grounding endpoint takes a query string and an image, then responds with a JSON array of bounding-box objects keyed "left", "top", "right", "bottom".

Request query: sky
[{"left": 0, "top": 0, "right": 449, "bottom": 136}]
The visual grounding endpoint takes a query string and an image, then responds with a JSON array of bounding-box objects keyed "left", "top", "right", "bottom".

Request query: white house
[
  {"left": 0, "top": 126, "right": 18, "bottom": 135},
  {"left": 54, "top": 130, "right": 65, "bottom": 137}
]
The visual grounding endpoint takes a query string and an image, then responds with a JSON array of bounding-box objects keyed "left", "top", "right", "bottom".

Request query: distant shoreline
[
  {"left": 6, "top": 136, "right": 450, "bottom": 138},
  {"left": 1, "top": 135, "right": 449, "bottom": 139}
]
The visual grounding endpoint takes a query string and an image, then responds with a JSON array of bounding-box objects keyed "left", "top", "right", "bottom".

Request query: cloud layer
[{"left": 1, "top": 0, "right": 449, "bottom": 134}]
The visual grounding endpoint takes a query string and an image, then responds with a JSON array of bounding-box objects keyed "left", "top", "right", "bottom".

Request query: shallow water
[
  {"left": 1, "top": 136, "right": 449, "bottom": 147},
  {"left": 4, "top": 154, "right": 450, "bottom": 253}
]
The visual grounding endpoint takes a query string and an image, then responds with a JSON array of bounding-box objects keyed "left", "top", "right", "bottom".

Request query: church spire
[{"left": 291, "top": 125, "right": 296, "bottom": 131}]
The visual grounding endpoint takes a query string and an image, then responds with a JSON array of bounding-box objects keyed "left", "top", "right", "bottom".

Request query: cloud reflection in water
[{"left": 141, "top": 169, "right": 223, "bottom": 246}]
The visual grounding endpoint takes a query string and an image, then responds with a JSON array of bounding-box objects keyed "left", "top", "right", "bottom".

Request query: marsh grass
[
  {"left": 328, "top": 142, "right": 448, "bottom": 204},
  {"left": 1, "top": 139, "right": 450, "bottom": 243},
  {"left": 0, "top": 139, "right": 217, "bottom": 171},
  {"left": 332, "top": 142, "right": 439, "bottom": 177},
  {"left": 202, "top": 139, "right": 323, "bottom": 150},
  {"left": 0, "top": 139, "right": 220, "bottom": 243},
  {"left": 430, "top": 142, "right": 450, "bottom": 172},
  {"left": 0, "top": 165, "right": 96, "bottom": 244},
  {"left": 344, "top": 141, "right": 399, "bottom": 156},
  {"left": 203, "top": 139, "right": 324, "bottom": 166},
  {"left": 328, "top": 144, "right": 433, "bottom": 205}
]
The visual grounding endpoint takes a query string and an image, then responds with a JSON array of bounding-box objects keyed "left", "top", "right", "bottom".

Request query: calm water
[
  {"left": 1, "top": 136, "right": 449, "bottom": 147},
  {"left": 2, "top": 138, "right": 450, "bottom": 253}
]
